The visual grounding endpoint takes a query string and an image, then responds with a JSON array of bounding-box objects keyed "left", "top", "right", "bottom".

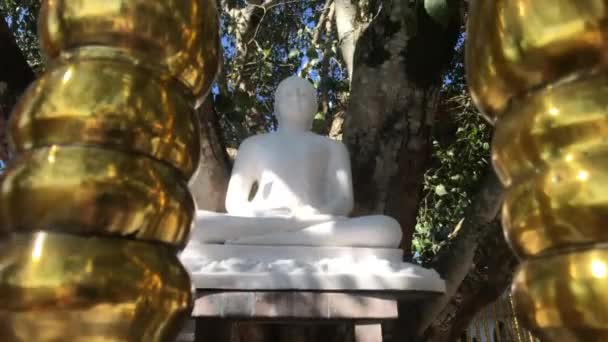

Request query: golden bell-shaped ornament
[
  {"left": 0, "top": 0, "right": 220, "bottom": 340},
  {"left": 467, "top": 0, "right": 608, "bottom": 340}
]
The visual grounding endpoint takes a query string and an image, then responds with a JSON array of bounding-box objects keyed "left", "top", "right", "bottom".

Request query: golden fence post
[
  {"left": 474, "top": 316, "right": 482, "bottom": 341},
  {"left": 481, "top": 308, "right": 492, "bottom": 342},
  {"left": 0, "top": 1, "right": 219, "bottom": 341},
  {"left": 508, "top": 292, "right": 524, "bottom": 342},
  {"left": 467, "top": 0, "right": 608, "bottom": 340},
  {"left": 498, "top": 295, "right": 516, "bottom": 341},
  {"left": 491, "top": 303, "right": 503, "bottom": 342}
]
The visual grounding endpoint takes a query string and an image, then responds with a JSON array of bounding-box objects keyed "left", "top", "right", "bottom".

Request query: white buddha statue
[{"left": 192, "top": 76, "right": 402, "bottom": 248}]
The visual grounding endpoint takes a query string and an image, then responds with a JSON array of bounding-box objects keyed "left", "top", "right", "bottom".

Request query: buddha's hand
[
  {"left": 292, "top": 205, "right": 323, "bottom": 218},
  {"left": 252, "top": 207, "right": 293, "bottom": 217},
  {"left": 248, "top": 207, "right": 293, "bottom": 217}
]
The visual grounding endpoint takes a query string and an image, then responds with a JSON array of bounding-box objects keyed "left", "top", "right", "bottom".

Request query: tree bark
[
  {"left": 423, "top": 221, "right": 518, "bottom": 342},
  {"left": 342, "top": 0, "right": 460, "bottom": 255},
  {"left": 390, "top": 168, "right": 508, "bottom": 342},
  {"left": 189, "top": 97, "right": 231, "bottom": 211},
  {"left": 416, "top": 169, "right": 505, "bottom": 334},
  {"left": 334, "top": 0, "right": 363, "bottom": 81}
]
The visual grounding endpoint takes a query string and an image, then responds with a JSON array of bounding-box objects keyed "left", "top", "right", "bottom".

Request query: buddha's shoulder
[
  {"left": 239, "top": 132, "right": 348, "bottom": 151},
  {"left": 238, "top": 133, "right": 275, "bottom": 150},
  {"left": 319, "top": 135, "right": 348, "bottom": 152}
]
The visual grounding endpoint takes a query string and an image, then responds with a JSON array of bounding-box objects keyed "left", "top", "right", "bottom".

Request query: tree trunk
[
  {"left": 189, "top": 97, "right": 231, "bottom": 211},
  {"left": 423, "top": 221, "right": 517, "bottom": 342},
  {"left": 334, "top": 0, "right": 362, "bottom": 81},
  {"left": 341, "top": 0, "right": 460, "bottom": 255}
]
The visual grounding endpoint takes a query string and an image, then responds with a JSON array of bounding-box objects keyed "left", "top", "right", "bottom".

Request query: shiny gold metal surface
[
  {"left": 39, "top": 0, "right": 220, "bottom": 103},
  {"left": 466, "top": 0, "right": 608, "bottom": 121},
  {"left": 492, "top": 70, "right": 608, "bottom": 257},
  {"left": 0, "top": 0, "right": 219, "bottom": 338},
  {"left": 466, "top": 0, "right": 608, "bottom": 340},
  {"left": 10, "top": 58, "right": 200, "bottom": 178},
  {"left": 0, "top": 232, "right": 193, "bottom": 342},
  {"left": 492, "top": 70, "right": 608, "bottom": 187},
  {"left": 0, "top": 146, "right": 193, "bottom": 248},
  {"left": 512, "top": 247, "right": 608, "bottom": 341}
]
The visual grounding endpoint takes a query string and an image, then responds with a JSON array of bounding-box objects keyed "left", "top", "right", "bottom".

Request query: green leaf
[
  {"left": 450, "top": 174, "right": 463, "bottom": 181},
  {"left": 424, "top": 0, "right": 451, "bottom": 29},
  {"left": 435, "top": 184, "right": 448, "bottom": 197},
  {"left": 215, "top": 94, "right": 233, "bottom": 113},
  {"left": 234, "top": 90, "right": 252, "bottom": 108},
  {"left": 306, "top": 48, "right": 319, "bottom": 60},
  {"left": 288, "top": 49, "right": 300, "bottom": 59}
]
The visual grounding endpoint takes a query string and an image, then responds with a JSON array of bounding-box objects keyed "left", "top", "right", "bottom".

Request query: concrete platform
[{"left": 180, "top": 243, "right": 446, "bottom": 292}]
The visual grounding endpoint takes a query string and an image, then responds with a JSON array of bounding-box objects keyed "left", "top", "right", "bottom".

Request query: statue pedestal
[
  {"left": 188, "top": 290, "right": 439, "bottom": 342},
  {"left": 180, "top": 242, "right": 445, "bottom": 341},
  {"left": 180, "top": 242, "right": 445, "bottom": 292}
]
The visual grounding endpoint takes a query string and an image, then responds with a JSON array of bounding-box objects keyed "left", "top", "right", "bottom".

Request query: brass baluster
[
  {"left": 508, "top": 293, "right": 524, "bottom": 342},
  {"left": 475, "top": 316, "right": 483, "bottom": 341},
  {"left": 529, "top": 331, "right": 538, "bottom": 342},
  {"left": 494, "top": 296, "right": 509, "bottom": 341},
  {"left": 492, "top": 302, "right": 503, "bottom": 342},
  {"left": 481, "top": 306, "right": 493, "bottom": 342},
  {"left": 467, "top": 0, "right": 608, "bottom": 340},
  {"left": 0, "top": 0, "right": 219, "bottom": 341}
]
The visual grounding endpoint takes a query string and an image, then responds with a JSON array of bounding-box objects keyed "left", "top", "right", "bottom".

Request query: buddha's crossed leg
[{"left": 227, "top": 215, "right": 402, "bottom": 248}]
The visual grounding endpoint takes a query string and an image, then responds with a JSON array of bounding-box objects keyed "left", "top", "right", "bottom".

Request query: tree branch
[
  {"left": 229, "top": 0, "right": 268, "bottom": 89},
  {"left": 416, "top": 168, "right": 505, "bottom": 334},
  {"left": 423, "top": 220, "right": 517, "bottom": 341},
  {"left": 189, "top": 97, "right": 231, "bottom": 211},
  {"left": 312, "top": 0, "right": 334, "bottom": 45},
  {"left": 315, "top": 0, "right": 335, "bottom": 135},
  {"left": 334, "top": 0, "right": 365, "bottom": 81}
]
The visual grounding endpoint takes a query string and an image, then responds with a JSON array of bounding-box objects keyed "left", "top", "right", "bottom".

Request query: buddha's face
[{"left": 274, "top": 76, "right": 318, "bottom": 130}]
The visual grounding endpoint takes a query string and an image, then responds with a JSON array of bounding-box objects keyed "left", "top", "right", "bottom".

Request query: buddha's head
[{"left": 274, "top": 76, "right": 318, "bottom": 131}]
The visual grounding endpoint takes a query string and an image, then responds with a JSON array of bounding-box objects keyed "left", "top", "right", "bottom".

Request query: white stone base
[{"left": 180, "top": 242, "right": 446, "bottom": 292}]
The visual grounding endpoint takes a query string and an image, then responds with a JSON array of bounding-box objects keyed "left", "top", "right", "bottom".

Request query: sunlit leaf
[
  {"left": 424, "top": 0, "right": 451, "bottom": 28},
  {"left": 288, "top": 49, "right": 300, "bottom": 59}
]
